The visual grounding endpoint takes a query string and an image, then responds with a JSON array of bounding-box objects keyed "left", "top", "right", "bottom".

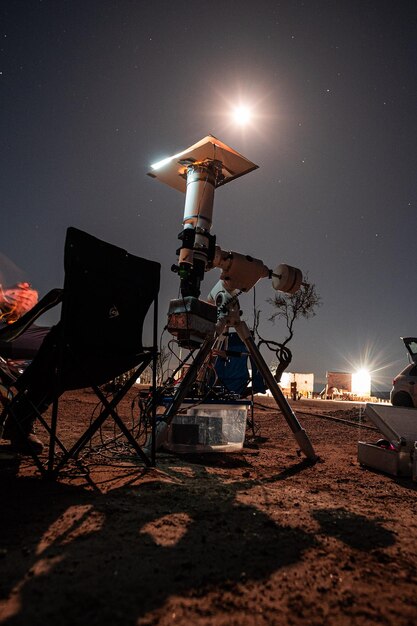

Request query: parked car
[{"left": 390, "top": 337, "right": 417, "bottom": 407}]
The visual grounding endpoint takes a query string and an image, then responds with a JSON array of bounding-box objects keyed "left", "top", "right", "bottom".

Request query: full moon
[{"left": 232, "top": 105, "right": 252, "bottom": 125}]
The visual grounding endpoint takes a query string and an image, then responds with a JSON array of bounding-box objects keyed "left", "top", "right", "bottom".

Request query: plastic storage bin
[{"left": 166, "top": 400, "right": 250, "bottom": 453}]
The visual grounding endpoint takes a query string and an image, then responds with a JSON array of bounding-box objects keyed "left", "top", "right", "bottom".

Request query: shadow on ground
[
  {"left": 312, "top": 508, "right": 396, "bottom": 551},
  {"left": 0, "top": 459, "right": 316, "bottom": 625}
]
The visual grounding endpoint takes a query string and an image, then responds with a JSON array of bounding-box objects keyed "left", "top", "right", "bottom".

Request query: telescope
[
  {"left": 148, "top": 135, "right": 302, "bottom": 348},
  {"left": 147, "top": 135, "right": 316, "bottom": 461}
]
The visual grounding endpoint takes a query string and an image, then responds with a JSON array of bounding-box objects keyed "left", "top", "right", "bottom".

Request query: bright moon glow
[
  {"left": 209, "top": 85, "right": 271, "bottom": 138},
  {"left": 351, "top": 369, "right": 371, "bottom": 396},
  {"left": 232, "top": 105, "right": 252, "bottom": 125}
]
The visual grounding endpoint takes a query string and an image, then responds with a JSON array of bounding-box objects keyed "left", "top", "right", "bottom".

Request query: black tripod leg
[
  {"left": 164, "top": 335, "right": 214, "bottom": 422},
  {"left": 235, "top": 321, "right": 317, "bottom": 462},
  {"left": 145, "top": 334, "right": 215, "bottom": 452}
]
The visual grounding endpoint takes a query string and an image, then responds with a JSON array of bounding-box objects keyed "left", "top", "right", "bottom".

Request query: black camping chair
[{"left": 0, "top": 227, "right": 160, "bottom": 477}]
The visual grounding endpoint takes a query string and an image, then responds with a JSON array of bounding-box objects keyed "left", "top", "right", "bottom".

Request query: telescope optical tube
[{"left": 175, "top": 160, "right": 221, "bottom": 298}]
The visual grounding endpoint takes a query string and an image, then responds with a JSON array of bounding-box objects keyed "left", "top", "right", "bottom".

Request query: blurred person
[
  {"left": 0, "top": 282, "right": 38, "bottom": 322},
  {"left": 0, "top": 282, "right": 50, "bottom": 359},
  {"left": 0, "top": 282, "right": 50, "bottom": 453}
]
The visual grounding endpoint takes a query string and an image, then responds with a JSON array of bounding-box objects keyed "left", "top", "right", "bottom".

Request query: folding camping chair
[{"left": 0, "top": 227, "right": 160, "bottom": 477}]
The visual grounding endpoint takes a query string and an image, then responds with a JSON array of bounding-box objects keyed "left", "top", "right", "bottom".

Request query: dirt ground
[{"left": 1, "top": 390, "right": 417, "bottom": 626}]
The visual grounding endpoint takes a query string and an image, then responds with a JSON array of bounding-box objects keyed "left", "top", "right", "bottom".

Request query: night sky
[{"left": 1, "top": 0, "right": 416, "bottom": 390}]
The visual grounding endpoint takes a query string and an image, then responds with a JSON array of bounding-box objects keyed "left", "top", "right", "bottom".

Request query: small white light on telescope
[
  {"left": 151, "top": 156, "right": 175, "bottom": 171},
  {"left": 151, "top": 143, "right": 200, "bottom": 171}
]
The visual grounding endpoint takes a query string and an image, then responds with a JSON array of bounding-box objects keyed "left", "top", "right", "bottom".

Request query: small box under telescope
[{"left": 167, "top": 297, "right": 217, "bottom": 348}]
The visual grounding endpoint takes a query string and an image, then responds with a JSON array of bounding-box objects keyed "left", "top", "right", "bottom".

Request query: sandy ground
[{"left": 1, "top": 391, "right": 417, "bottom": 626}]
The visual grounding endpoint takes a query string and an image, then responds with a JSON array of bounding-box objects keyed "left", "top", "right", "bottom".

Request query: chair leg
[
  {"left": 95, "top": 393, "right": 152, "bottom": 466},
  {"left": 0, "top": 384, "right": 71, "bottom": 478},
  {"left": 47, "top": 396, "right": 59, "bottom": 476},
  {"left": 53, "top": 357, "right": 153, "bottom": 475},
  {"left": 3, "top": 392, "right": 48, "bottom": 476},
  {"left": 3, "top": 351, "right": 158, "bottom": 477}
]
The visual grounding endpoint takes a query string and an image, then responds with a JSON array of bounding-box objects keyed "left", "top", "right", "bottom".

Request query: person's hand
[{"left": 0, "top": 282, "right": 39, "bottom": 322}]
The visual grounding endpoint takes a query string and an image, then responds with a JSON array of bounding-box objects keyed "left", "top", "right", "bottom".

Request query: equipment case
[{"left": 358, "top": 403, "right": 417, "bottom": 477}]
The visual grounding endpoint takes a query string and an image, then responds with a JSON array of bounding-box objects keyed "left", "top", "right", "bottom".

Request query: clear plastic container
[{"left": 166, "top": 402, "right": 249, "bottom": 453}]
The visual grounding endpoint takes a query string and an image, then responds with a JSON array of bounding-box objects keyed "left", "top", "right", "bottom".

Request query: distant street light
[{"left": 352, "top": 369, "right": 371, "bottom": 396}]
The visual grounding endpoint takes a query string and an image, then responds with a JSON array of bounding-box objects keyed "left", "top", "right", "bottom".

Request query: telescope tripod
[{"left": 158, "top": 308, "right": 317, "bottom": 461}]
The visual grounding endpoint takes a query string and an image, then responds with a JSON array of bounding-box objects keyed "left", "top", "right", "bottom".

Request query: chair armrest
[{"left": 0, "top": 288, "right": 63, "bottom": 342}]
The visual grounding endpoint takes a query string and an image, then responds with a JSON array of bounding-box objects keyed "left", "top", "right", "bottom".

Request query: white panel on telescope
[{"left": 147, "top": 135, "right": 258, "bottom": 193}]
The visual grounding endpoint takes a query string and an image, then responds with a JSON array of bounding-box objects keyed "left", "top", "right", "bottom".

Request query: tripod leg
[
  {"left": 145, "top": 334, "right": 215, "bottom": 452},
  {"left": 235, "top": 321, "right": 317, "bottom": 461},
  {"left": 165, "top": 335, "right": 214, "bottom": 421}
]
